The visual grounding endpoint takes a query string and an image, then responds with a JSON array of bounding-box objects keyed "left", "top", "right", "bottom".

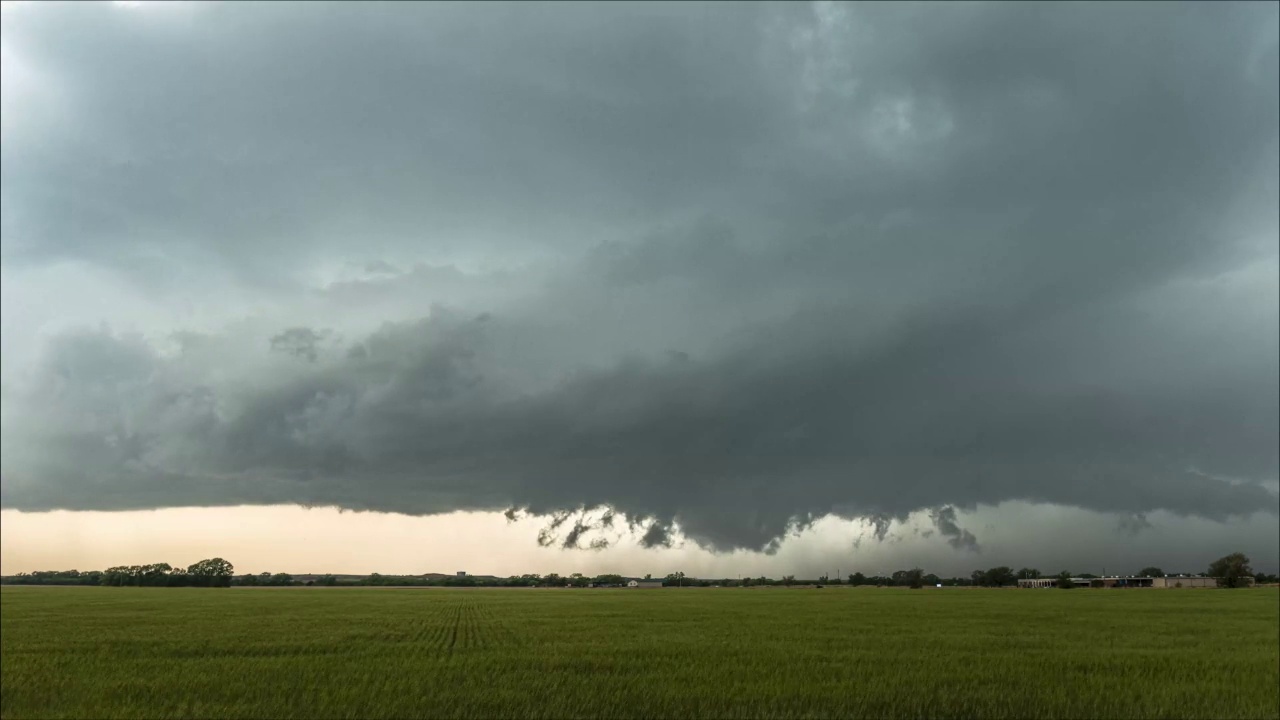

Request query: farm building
[{"left": 627, "top": 580, "right": 665, "bottom": 589}]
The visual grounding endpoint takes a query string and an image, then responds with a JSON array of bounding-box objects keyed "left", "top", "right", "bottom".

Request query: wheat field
[{"left": 1, "top": 586, "right": 1277, "bottom": 719}]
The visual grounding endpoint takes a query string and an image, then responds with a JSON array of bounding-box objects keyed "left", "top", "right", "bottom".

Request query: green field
[{"left": 2, "top": 586, "right": 1277, "bottom": 720}]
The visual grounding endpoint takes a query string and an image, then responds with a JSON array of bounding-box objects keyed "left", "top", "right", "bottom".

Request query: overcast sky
[{"left": 1, "top": 1, "right": 1277, "bottom": 577}]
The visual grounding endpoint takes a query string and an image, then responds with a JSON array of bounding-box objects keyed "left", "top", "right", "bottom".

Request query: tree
[
  {"left": 906, "top": 568, "right": 925, "bottom": 589},
  {"left": 139, "top": 563, "right": 173, "bottom": 587},
  {"left": 848, "top": 572, "right": 866, "bottom": 586},
  {"left": 186, "top": 558, "right": 234, "bottom": 587},
  {"left": 316, "top": 574, "right": 338, "bottom": 586},
  {"left": 782, "top": 575, "right": 795, "bottom": 587},
  {"left": 100, "top": 567, "right": 124, "bottom": 587},
  {"left": 1208, "top": 552, "right": 1253, "bottom": 588},
  {"left": 982, "top": 567, "right": 1015, "bottom": 587},
  {"left": 1056, "top": 571, "right": 1074, "bottom": 589},
  {"left": 1138, "top": 567, "right": 1164, "bottom": 578}
]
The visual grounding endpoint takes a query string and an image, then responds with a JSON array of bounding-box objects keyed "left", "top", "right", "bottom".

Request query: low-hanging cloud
[
  {"left": 1, "top": 2, "right": 1276, "bottom": 555},
  {"left": 929, "top": 507, "right": 980, "bottom": 553}
]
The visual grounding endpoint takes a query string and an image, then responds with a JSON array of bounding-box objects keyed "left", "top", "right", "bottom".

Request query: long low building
[
  {"left": 1099, "top": 576, "right": 1155, "bottom": 588},
  {"left": 1149, "top": 576, "right": 1221, "bottom": 588},
  {"left": 1018, "top": 578, "right": 1091, "bottom": 588},
  {"left": 1017, "top": 575, "right": 1249, "bottom": 588}
]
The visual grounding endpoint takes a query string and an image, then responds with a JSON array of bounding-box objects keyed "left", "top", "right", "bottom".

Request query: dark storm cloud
[
  {"left": 269, "top": 328, "right": 331, "bottom": 363},
  {"left": 1, "top": 2, "right": 1277, "bottom": 554},
  {"left": 929, "top": 507, "right": 979, "bottom": 552},
  {"left": 1, "top": 1, "right": 781, "bottom": 279}
]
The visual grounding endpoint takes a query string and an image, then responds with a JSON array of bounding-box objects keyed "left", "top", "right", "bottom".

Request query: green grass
[{"left": 2, "top": 586, "right": 1277, "bottom": 720}]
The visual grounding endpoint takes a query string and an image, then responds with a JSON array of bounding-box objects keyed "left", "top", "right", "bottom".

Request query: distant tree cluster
[
  {"left": 3, "top": 559, "right": 234, "bottom": 587},
  {"left": 233, "top": 572, "right": 298, "bottom": 587},
  {"left": 970, "top": 567, "right": 1017, "bottom": 587},
  {"left": 0, "top": 569, "right": 104, "bottom": 586}
]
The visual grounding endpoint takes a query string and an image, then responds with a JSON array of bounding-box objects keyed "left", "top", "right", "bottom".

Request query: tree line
[
  {"left": 849, "top": 553, "right": 1265, "bottom": 589},
  {"left": 1, "top": 558, "right": 235, "bottom": 587},
  {"left": 3, "top": 552, "right": 1271, "bottom": 589}
]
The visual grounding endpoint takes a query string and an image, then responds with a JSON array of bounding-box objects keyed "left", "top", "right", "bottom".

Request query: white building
[{"left": 627, "top": 579, "right": 665, "bottom": 588}]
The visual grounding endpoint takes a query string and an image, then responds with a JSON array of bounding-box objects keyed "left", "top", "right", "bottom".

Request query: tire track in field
[
  {"left": 400, "top": 597, "right": 521, "bottom": 663},
  {"left": 443, "top": 600, "right": 493, "bottom": 662},
  {"left": 464, "top": 601, "right": 482, "bottom": 652},
  {"left": 414, "top": 594, "right": 455, "bottom": 655},
  {"left": 445, "top": 601, "right": 462, "bottom": 661},
  {"left": 408, "top": 601, "right": 441, "bottom": 644},
  {"left": 472, "top": 599, "right": 524, "bottom": 650},
  {"left": 428, "top": 604, "right": 452, "bottom": 657},
  {"left": 456, "top": 601, "right": 471, "bottom": 653},
  {"left": 408, "top": 600, "right": 451, "bottom": 662}
]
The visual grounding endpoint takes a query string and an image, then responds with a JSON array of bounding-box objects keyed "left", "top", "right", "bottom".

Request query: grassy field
[{"left": 1, "top": 586, "right": 1277, "bottom": 720}]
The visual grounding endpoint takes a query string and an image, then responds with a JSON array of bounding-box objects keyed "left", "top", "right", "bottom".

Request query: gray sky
[{"left": 1, "top": 1, "right": 1277, "bottom": 575}]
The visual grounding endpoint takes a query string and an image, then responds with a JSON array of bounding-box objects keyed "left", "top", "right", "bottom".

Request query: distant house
[
  {"left": 627, "top": 579, "right": 665, "bottom": 589},
  {"left": 456, "top": 571, "right": 466, "bottom": 578}
]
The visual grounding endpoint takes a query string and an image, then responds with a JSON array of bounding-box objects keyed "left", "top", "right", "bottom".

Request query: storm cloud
[{"left": 1, "top": 2, "right": 1277, "bottom": 554}]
